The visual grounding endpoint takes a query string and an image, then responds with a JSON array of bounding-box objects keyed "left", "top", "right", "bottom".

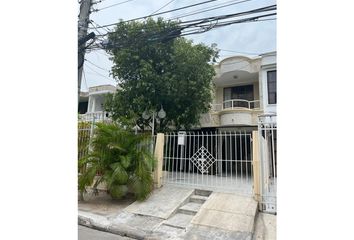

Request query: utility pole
[{"left": 78, "top": 0, "right": 93, "bottom": 104}]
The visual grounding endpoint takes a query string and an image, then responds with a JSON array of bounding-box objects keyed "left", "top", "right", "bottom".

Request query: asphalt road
[{"left": 78, "top": 225, "right": 134, "bottom": 240}]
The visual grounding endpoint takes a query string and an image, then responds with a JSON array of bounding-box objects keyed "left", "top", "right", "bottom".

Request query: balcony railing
[
  {"left": 212, "top": 99, "right": 260, "bottom": 111},
  {"left": 78, "top": 111, "right": 110, "bottom": 122}
]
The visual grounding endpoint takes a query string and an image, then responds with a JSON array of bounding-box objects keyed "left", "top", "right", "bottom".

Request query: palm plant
[{"left": 78, "top": 122, "right": 155, "bottom": 201}]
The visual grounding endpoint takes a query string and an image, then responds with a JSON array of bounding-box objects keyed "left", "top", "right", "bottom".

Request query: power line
[
  {"left": 85, "top": 58, "right": 111, "bottom": 72},
  {"left": 89, "top": 0, "right": 236, "bottom": 32},
  {"left": 179, "top": 4, "right": 276, "bottom": 25},
  {"left": 94, "top": 0, "right": 136, "bottom": 12},
  {"left": 168, "top": 0, "right": 252, "bottom": 21},
  {"left": 85, "top": 63, "right": 116, "bottom": 82},
  {"left": 85, "top": 71, "right": 116, "bottom": 83},
  {"left": 93, "top": 4, "right": 275, "bottom": 35},
  {"left": 150, "top": 0, "right": 176, "bottom": 15},
  {"left": 92, "top": 4, "right": 276, "bottom": 39},
  {"left": 88, "top": 12, "right": 276, "bottom": 51},
  {"left": 89, "top": 20, "right": 105, "bottom": 36},
  {"left": 179, "top": 17, "right": 276, "bottom": 36},
  {"left": 187, "top": 14, "right": 276, "bottom": 30},
  {"left": 86, "top": 5, "right": 276, "bottom": 52},
  {"left": 96, "top": 0, "right": 218, "bottom": 29},
  {"left": 168, "top": 0, "right": 241, "bottom": 20},
  {"left": 179, "top": 15, "right": 275, "bottom": 37}
]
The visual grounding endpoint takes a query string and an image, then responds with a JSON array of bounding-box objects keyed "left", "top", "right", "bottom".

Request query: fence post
[
  {"left": 154, "top": 133, "right": 164, "bottom": 188},
  {"left": 252, "top": 130, "right": 261, "bottom": 203}
]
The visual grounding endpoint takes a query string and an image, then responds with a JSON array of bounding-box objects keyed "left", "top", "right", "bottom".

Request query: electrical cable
[
  {"left": 179, "top": 4, "right": 276, "bottom": 25},
  {"left": 150, "top": 0, "right": 176, "bottom": 15},
  {"left": 168, "top": 0, "right": 251, "bottom": 21},
  {"left": 92, "top": 4, "right": 276, "bottom": 38},
  {"left": 85, "top": 58, "right": 111, "bottom": 72},
  {"left": 87, "top": 15, "right": 275, "bottom": 51},
  {"left": 85, "top": 64, "right": 116, "bottom": 82},
  {"left": 89, "top": 0, "right": 242, "bottom": 32},
  {"left": 90, "top": 20, "right": 112, "bottom": 33},
  {"left": 89, "top": 20, "right": 105, "bottom": 36},
  {"left": 95, "top": 0, "right": 218, "bottom": 28},
  {"left": 86, "top": 5, "right": 276, "bottom": 51},
  {"left": 94, "top": 0, "right": 136, "bottom": 12},
  {"left": 179, "top": 17, "right": 275, "bottom": 37}
]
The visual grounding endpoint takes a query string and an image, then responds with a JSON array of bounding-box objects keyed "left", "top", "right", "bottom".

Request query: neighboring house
[{"left": 78, "top": 84, "right": 116, "bottom": 122}]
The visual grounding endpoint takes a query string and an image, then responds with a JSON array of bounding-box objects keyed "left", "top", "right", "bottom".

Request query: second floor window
[
  {"left": 267, "top": 70, "right": 277, "bottom": 104},
  {"left": 224, "top": 85, "right": 254, "bottom": 108}
]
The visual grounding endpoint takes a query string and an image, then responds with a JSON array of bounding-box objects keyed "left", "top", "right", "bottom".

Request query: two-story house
[{"left": 199, "top": 51, "right": 276, "bottom": 130}]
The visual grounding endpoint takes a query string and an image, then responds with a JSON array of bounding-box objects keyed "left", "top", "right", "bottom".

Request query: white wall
[
  {"left": 260, "top": 53, "right": 277, "bottom": 114},
  {"left": 87, "top": 94, "right": 105, "bottom": 112}
]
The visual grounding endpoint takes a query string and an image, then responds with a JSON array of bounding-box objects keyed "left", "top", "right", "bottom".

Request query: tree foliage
[
  {"left": 104, "top": 18, "right": 219, "bottom": 132},
  {"left": 78, "top": 123, "right": 155, "bottom": 201}
]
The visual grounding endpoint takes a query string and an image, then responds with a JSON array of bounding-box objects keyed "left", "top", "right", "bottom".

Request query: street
[{"left": 78, "top": 225, "right": 134, "bottom": 240}]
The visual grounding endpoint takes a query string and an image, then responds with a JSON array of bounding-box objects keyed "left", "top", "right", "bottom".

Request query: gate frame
[{"left": 258, "top": 113, "right": 277, "bottom": 213}]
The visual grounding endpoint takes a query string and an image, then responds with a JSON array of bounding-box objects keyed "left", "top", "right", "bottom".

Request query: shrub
[{"left": 78, "top": 122, "right": 155, "bottom": 200}]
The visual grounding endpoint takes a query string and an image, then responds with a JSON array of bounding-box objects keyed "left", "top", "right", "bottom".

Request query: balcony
[
  {"left": 211, "top": 99, "right": 262, "bottom": 126},
  {"left": 212, "top": 99, "right": 260, "bottom": 111},
  {"left": 78, "top": 111, "right": 111, "bottom": 122}
]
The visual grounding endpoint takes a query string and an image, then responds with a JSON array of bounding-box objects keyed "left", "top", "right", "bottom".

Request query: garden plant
[{"left": 78, "top": 122, "right": 155, "bottom": 201}]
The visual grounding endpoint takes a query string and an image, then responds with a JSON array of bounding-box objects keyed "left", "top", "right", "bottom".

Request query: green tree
[
  {"left": 78, "top": 123, "right": 155, "bottom": 200},
  {"left": 104, "top": 18, "right": 219, "bottom": 132}
]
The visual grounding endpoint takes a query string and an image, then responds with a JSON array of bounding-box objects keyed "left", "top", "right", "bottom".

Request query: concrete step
[
  {"left": 190, "top": 195, "right": 209, "bottom": 204},
  {"left": 178, "top": 202, "right": 203, "bottom": 215},
  {"left": 194, "top": 189, "right": 212, "bottom": 197},
  {"left": 162, "top": 213, "right": 194, "bottom": 229}
]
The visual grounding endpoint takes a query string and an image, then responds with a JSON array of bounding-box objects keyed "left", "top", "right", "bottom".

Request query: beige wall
[
  {"left": 253, "top": 82, "right": 260, "bottom": 100},
  {"left": 215, "top": 87, "right": 223, "bottom": 104}
]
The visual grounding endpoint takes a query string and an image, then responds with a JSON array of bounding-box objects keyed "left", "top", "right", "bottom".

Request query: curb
[{"left": 78, "top": 212, "right": 149, "bottom": 240}]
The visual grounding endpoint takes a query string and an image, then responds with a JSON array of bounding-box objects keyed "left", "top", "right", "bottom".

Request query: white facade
[
  {"left": 259, "top": 52, "right": 277, "bottom": 115},
  {"left": 199, "top": 52, "right": 277, "bottom": 129},
  {"left": 79, "top": 84, "right": 116, "bottom": 121}
]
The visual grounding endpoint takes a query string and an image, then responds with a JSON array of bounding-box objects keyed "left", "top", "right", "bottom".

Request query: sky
[{"left": 81, "top": 0, "right": 276, "bottom": 91}]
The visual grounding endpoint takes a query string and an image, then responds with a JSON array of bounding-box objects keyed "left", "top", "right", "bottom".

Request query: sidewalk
[
  {"left": 78, "top": 186, "right": 275, "bottom": 240},
  {"left": 253, "top": 212, "right": 277, "bottom": 240},
  {"left": 79, "top": 190, "right": 135, "bottom": 218}
]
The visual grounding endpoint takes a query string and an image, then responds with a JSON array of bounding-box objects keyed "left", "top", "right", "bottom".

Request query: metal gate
[
  {"left": 162, "top": 131, "right": 253, "bottom": 194},
  {"left": 258, "top": 114, "right": 277, "bottom": 213}
]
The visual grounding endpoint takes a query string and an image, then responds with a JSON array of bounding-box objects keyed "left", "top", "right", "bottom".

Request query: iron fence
[
  {"left": 78, "top": 121, "right": 94, "bottom": 173},
  {"left": 162, "top": 131, "right": 253, "bottom": 194},
  {"left": 78, "top": 118, "right": 156, "bottom": 174}
]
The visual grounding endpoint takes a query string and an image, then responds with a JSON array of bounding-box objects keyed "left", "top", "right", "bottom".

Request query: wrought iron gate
[
  {"left": 258, "top": 114, "right": 277, "bottom": 213},
  {"left": 162, "top": 131, "right": 253, "bottom": 194}
]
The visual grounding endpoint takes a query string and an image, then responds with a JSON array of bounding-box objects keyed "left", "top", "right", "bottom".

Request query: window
[
  {"left": 223, "top": 85, "right": 254, "bottom": 108},
  {"left": 78, "top": 102, "right": 88, "bottom": 114},
  {"left": 267, "top": 70, "right": 277, "bottom": 104}
]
